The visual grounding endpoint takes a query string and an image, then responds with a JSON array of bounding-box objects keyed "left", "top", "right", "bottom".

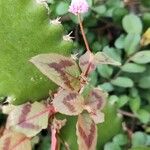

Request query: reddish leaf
[
  {"left": 76, "top": 113, "right": 97, "bottom": 150},
  {"left": 89, "top": 110, "right": 105, "bottom": 124},
  {"left": 0, "top": 130, "right": 31, "bottom": 150},
  {"left": 30, "top": 53, "right": 81, "bottom": 91},
  {"left": 6, "top": 102, "right": 49, "bottom": 137},
  {"left": 79, "top": 52, "right": 96, "bottom": 75},
  {"left": 84, "top": 88, "right": 107, "bottom": 124},
  {"left": 53, "top": 89, "right": 84, "bottom": 116},
  {"left": 85, "top": 88, "right": 107, "bottom": 111}
]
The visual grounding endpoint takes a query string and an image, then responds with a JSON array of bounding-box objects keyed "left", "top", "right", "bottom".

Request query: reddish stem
[{"left": 51, "top": 127, "right": 59, "bottom": 150}]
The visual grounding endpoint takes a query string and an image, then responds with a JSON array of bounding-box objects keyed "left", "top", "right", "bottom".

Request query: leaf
[
  {"left": 30, "top": 53, "right": 81, "bottom": 91},
  {"left": 76, "top": 113, "right": 97, "bottom": 150},
  {"left": 0, "top": 0, "right": 73, "bottom": 105},
  {"left": 84, "top": 88, "right": 107, "bottom": 124},
  {"left": 113, "top": 134, "right": 128, "bottom": 146},
  {"left": 129, "top": 97, "right": 141, "bottom": 113},
  {"left": 94, "top": 52, "right": 121, "bottom": 66},
  {"left": 122, "top": 63, "right": 146, "bottom": 73},
  {"left": 6, "top": 102, "right": 49, "bottom": 137},
  {"left": 53, "top": 89, "right": 84, "bottom": 116},
  {"left": 141, "top": 28, "right": 150, "bottom": 46},
  {"left": 0, "top": 131, "right": 31, "bottom": 150},
  {"left": 124, "top": 34, "right": 140, "bottom": 55},
  {"left": 131, "top": 51, "right": 150, "bottom": 64},
  {"left": 79, "top": 51, "right": 96, "bottom": 75},
  {"left": 115, "top": 34, "right": 125, "bottom": 49},
  {"left": 122, "top": 14, "right": 143, "bottom": 34},
  {"left": 138, "top": 76, "right": 150, "bottom": 89},
  {"left": 111, "top": 77, "right": 134, "bottom": 88},
  {"left": 104, "top": 142, "right": 121, "bottom": 150},
  {"left": 97, "top": 65, "right": 113, "bottom": 79},
  {"left": 56, "top": 2, "right": 69, "bottom": 15}
]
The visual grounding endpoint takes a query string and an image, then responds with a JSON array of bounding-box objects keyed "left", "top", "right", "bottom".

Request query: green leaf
[
  {"left": 104, "top": 142, "right": 121, "bottom": 150},
  {"left": 56, "top": 2, "right": 69, "bottom": 15},
  {"left": 138, "top": 76, "right": 150, "bottom": 89},
  {"left": 117, "top": 95, "right": 129, "bottom": 108},
  {"left": 0, "top": 0, "right": 73, "bottom": 105},
  {"left": 131, "top": 51, "right": 150, "bottom": 64},
  {"left": 97, "top": 65, "right": 113, "bottom": 79},
  {"left": 115, "top": 34, "right": 125, "bottom": 49},
  {"left": 137, "top": 109, "right": 150, "bottom": 124},
  {"left": 113, "top": 134, "right": 128, "bottom": 146},
  {"left": 129, "top": 97, "right": 141, "bottom": 113},
  {"left": 129, "top": 146, "right": 150, "bottom": 150},
  {"left": 122, "top": 63, "right": 146, "bottom": 73},
  {"left": 99, "top": 83, "right": 114, "bottom": 92},
  {"left": 92, "top": 5, "right": 106, "bottom": 15},
  {"left": 124, "top": 34, "right": 140, "bottom": 55},
  {"left": 111, "top": 77, "right": 134, "bottom": 88},
  {"left": 132, "top": 132, "right": 147, "bottom": 147},
  {"left": 122, "top": 14, "right": 143, "bottom": 34}
]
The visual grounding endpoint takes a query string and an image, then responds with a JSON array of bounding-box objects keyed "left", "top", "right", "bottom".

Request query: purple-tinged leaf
[
  {"left": 30, "top": 53, "right": 81, "bottom": 91},
  {"left": 6, "top": 102, "right": 49, "bottom": 137},
  {"left": 76, "top": 113, "right": 97, "bottom": 150},
  {"left": 85, "top": 88, "right": 107, "bottom": 111},
  {"left": 90, "top": 110, "right": 105, "bottom": 124},
  {"left": 94, "top": 52, "right": 121, "bottom": 66},
  {"left": 0, "top": 130, "right": 31, "bottom": 150},
  {"left": 79, "top": 52, "right": 96, "bottom": 75},
  {"left": 53, "top": 89, "right": 84, "bottom": 116}
]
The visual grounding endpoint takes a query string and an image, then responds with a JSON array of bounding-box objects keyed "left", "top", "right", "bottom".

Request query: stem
[
  {"left": 51, "top": 127, "right": 59, "bottom": 150},
  {"left": 77, "top": 14, "right": 91, "bottom": 52},
  {"left": 118, "top": 109, "right": 136, "bottom": 118}
]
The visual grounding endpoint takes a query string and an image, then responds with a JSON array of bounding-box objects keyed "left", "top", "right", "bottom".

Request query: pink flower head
[{"left": 69, "top": 0, "right": 89, "bottom": 15}]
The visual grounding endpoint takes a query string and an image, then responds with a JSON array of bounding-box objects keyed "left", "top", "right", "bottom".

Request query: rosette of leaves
[{"left": 0, "top": 0, "right": 73, "bottom": 105}]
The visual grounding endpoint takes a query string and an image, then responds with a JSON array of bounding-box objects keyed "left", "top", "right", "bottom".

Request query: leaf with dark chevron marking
[
  {"left": 84, "top": 88, "right": 107, "bottom": 124},
  {"left": 30, "top": 53, "right": 81, "bottom": 91},
  {"left": 76, "top": 113, "right": 97, "bottom": 150},
  {"left": 53, "top": 89, "right": 84, "bottom": 116},
  {"left": 6, "top": 102, "right": 50, "bottom": 137},
  {"left": 0, "top": 130, "right": 31, "bottom": 150}
]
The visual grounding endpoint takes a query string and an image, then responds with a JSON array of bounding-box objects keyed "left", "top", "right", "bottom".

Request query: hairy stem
[{"left": 51, "top": 127, "right": 59, "bottom": 150}]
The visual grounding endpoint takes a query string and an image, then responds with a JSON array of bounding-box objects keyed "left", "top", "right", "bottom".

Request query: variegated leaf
[
  {"left": 53, "top": 89, "right": 84, "bottom": 116},
  {"left": 79, "top": 52, "right": 96, "bottom": 75},
  {"left": 94, "top": 52, "right": 121, "bottom": 66},
  {"left": 6, "top": 102, "right": 49, "bottom": 137},
  {"left": 90, "top": 110, "right": 105, "bottom": 124},
  {"left": 85, "top": 88, "right": 107, "bottom": 111},
  {"left": 76, "top": 113, "right": 97, "bottom": 150},
  {"left": 0, "top": 130, "right": 31, "bottom": 150},
  {"left": 30, "top": 53, "right": 81, "bottom": 91}
]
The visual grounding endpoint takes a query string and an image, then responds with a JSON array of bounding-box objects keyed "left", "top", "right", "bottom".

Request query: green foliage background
[{"left": 0, "top": 0, "right": 150, "bottom": 150}]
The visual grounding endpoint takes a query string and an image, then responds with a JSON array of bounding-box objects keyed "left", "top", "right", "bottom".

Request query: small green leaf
[
  {"left": 113, "top": 134, "right": 128, "bottom": 146},
  {"left": 97, "top": 65, "right": 113, "bottom": 79},
  {"left": 111, "top": 77, "right": 134, "bottom": 88},
  {"left": 137, "top": 109, "right": 150, "bottom": 124},
  {"left": 131, "top": 51, "right": 150, "bottom": 64},
  {"left": 99, "top": 82, "right": 114, "bottom": 92},
  {"left": 104, "top": 142, "right": 121, "bottom": 150},
  {"left": 56, "top": 2, "right": 69, "bottom": 15},
  {"left": 117, "top": 95, "right": 129, "bottom": 108},
  {"left": 122, "top": 14, "right": 143, "bottom": 34},
  {"left": 138, "top": 76, "right": 150, "bottom": 89},
  {"left": 115, "top": 34, "right": 125, "bottom": 49},
  {"left": 124, "top": 34, "right": 140, "bottom": 55},
  {"left": 122, "top": 63, "right": 146, "bottom": 73},
  {"left": 129, "top": 97, "right": 141, "bottom": 113},
  {"left": 132, "top": 132, "right": 147, "bottom": 147},
  {"left": 92, "top": 5, "right": 106, "bottom": 15}
]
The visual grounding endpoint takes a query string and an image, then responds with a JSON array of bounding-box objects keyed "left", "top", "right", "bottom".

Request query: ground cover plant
[{"left": 0, "top": 0, "right": 150, "bottom": 150}]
